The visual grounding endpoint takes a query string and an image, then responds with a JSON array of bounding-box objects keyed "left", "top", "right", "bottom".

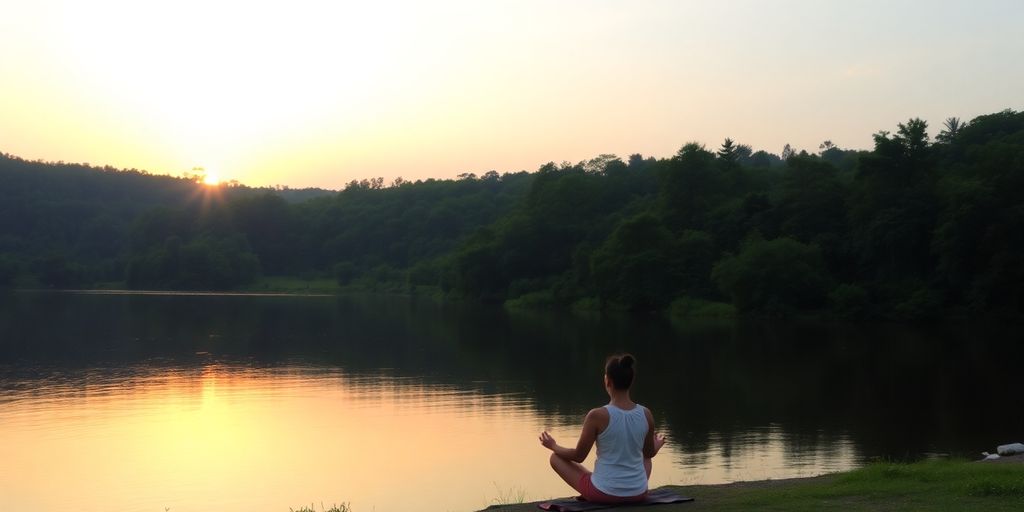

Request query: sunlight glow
[
  {"left": 0, "top": 364, "right": 863, "bottom": 511},
  {"left": 203, "top": 174, "right": 221, "bottom": 186},
  {"left": 1, "top": 1, "right": 1022, "bottom": 187}
]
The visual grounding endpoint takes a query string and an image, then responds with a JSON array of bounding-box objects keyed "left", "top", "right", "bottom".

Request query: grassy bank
[{"left": 484, "top": 460, "right": 1024, "bottom": 511}]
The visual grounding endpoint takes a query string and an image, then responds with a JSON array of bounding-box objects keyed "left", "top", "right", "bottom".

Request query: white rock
[{"left": 996, "top": 443, "right": 1024, "bottom": 456}]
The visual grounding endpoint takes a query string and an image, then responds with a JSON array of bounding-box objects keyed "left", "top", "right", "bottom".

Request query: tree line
[{"left": 1, "top": 109, "right": 1022, "bottom": 319}]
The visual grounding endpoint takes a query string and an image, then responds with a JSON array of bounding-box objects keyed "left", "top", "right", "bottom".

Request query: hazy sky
[{"left": 1, "top": 0, "right": 1022, "bottom": 188}]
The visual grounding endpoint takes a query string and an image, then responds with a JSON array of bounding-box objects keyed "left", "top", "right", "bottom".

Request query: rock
[{"left": 996, "top": 443, "right": 1024, "bottom": 456}]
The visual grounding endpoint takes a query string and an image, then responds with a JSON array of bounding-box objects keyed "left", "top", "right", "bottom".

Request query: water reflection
[
  {"left": 1, "top": 364, "right": 536, "bottom": 511},
  {"left": 1, "top": 291, "right": 1023, "bottom": 511},
  {"left": 0, "top": 363, "right": 858, "bottom": 512}
]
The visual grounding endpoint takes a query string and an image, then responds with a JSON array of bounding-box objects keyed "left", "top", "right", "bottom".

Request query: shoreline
[
  {"left": 6, "top": 287, "right": 337, "bottom": 298},
  {"left": 481, "top": 458, "right": 1024, "bottom": 512},
  {"left": 7, "top": 285, "right": 1024, "bottom": 324},
  {"left": 480, "top": 474, "right": 836, "bottom": 512}
]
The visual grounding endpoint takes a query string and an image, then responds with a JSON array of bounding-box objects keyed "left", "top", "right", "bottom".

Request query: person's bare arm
[
  {"left": 539, "top": 408, "right": 602, "bottom": 463},
  {"left": 642, "top": 406, "right": 667, "bottom": 458}
]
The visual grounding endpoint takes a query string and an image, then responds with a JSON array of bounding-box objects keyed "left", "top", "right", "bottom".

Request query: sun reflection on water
[{"left": 0, "top": 364, "right": 858, "bottom": 511}]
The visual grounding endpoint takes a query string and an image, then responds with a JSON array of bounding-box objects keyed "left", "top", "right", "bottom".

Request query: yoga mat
[{"left": 537, "top": 488, "right": 694, "bottom": 511}]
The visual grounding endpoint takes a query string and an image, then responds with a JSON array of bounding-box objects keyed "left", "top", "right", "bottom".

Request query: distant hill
[
  {"left": 273, "top": 186, "right": 337, "bottom": 203},
  {"left": 0, "top": 152, "right": 531, "bottom": 290},
  {"left": 2, "top": 108, "right": 1023, "bottom": 320},
  {"left": 0, "top": 153, "right": 336, "bottom": 206}
]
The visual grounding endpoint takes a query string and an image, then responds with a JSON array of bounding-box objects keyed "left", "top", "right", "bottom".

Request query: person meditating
[{"left": 539, "top": 354, "right": 666, "bottom": 503}]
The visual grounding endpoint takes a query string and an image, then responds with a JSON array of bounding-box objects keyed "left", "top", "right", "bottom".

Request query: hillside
[{"left": 2, "top": 109, "right": 1023, "bottom": 319}]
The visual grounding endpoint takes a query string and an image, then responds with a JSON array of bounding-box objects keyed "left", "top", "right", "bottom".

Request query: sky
[{"left": 1, "top": 0, "right": 1022, "bottom": 189}]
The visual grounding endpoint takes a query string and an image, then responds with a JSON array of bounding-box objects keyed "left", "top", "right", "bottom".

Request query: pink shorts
[{"left": 578, "top": 473, "right": 647, "bottom": 504}]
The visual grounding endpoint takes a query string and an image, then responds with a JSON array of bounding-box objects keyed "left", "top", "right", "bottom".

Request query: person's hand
[
  {"left": 539, "top": 431, "right": 557, "bottom": 451},
  {"left": 654, "top": 432, "right": 667, "bottom": 454}
]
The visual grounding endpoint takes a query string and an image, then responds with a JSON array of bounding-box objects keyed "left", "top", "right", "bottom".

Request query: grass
[
  {"left": 490, "top": 483, "right": 528, "bottom": 506},
  {"left": 289, "top": 503, "right": 351, "bottom": 512},
  {"left": 485, "top": 460, "right": 1024, "bottom": 511},
  {"left": 700, "top": 460, "right": 1024, "bottom": 511}
]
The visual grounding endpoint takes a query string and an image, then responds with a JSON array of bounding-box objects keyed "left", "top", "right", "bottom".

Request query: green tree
[
  {"left": 660, "top": 142, "right": 720, "bottom": 230},
  {"left": 333, "top": 261, "right": 357, "bottom": 286},
  {"left": 711, "top": 236, "right": 831, "bottom": 313},
  {"left": 591, "top": 214, "right": 679, "bottom": 310},
  {"left": 230, "top": 192, "right": 295, "bottom": 275},
  {"left": 892, "top": 118, "right": 930, "bottom": 159},
  {"left": 717, "top": 138, "right": 738, "bottom": 164},
  {"left": 749, "top": 150, "right": 781, "bottom": 168},
  {"left": 32, "top": 254, "right": 83, "bottom": 288},
  {"left": 675, "top": 230, "right": 718, "bottom": 298},
  {"left": 849, "top": 118, "right": 938, "bottom": 284},
  {"left": 936, "top": 117, "right": 967, "bottom": 144},
  {"left": 774, "top": 156, "right": 849, "bottom": 270}
]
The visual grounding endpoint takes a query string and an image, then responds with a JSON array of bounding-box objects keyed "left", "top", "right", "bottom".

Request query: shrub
[
  {"left": 829, "top": 283, "right": 869, "bottom": 318},
  {"left": 669, "top": 297, "right": 736, "bottom": 318},
  {"left": 712, "top": 236, "right": 832, "bottom": 313},
  {"left": 504, "top": 290, "right": 557, "bottom": 310},
  {"left": 333, "top": 261, "right": 357, "bottom": 286}
]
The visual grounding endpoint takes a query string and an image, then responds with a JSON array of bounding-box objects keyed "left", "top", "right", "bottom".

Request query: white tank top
[{"left": 590, "top": 404, "right": 649, "bottom": 496}]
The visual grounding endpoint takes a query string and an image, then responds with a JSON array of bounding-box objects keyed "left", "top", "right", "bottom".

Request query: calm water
[{"left": 1, "top": 291, "right": 1022, "bottom": 511}]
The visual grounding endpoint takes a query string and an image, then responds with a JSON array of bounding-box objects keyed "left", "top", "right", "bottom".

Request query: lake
[{"left": 1, "top": 291, "right": 1021, "bottom": 511}]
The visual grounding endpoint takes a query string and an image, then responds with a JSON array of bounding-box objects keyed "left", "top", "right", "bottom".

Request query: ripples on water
[
  {"left": 1, "top": 291, "right": 1021, "bottom": 511},
  {"left": 0, "top": 362, "right": 857, "bottom": 512}
]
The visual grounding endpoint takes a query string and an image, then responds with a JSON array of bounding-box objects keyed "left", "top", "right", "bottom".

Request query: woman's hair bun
[{"left": 605, "top": 353, "right": 636, "bottom": 390}]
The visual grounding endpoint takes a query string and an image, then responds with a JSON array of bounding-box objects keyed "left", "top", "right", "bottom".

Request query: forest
[{"left": 1, "top": 109, "right": 1022, "bottom": 320}]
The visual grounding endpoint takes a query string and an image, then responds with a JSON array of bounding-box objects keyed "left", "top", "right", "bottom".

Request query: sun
[{"left": 203, "top": 174, "right": 221, "bottom": 186}]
